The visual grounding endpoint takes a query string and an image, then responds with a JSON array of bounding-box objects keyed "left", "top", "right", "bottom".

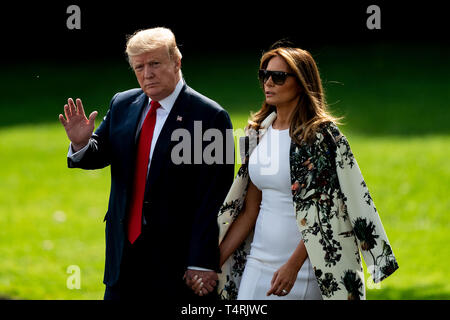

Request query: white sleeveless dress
[{"left": 237, "top": 125, "right": 323, "bottom": 300}]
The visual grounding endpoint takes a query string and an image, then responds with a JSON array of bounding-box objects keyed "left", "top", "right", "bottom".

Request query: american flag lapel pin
[{"left": 176, "top": 115, "right": 183, "bottom": 122}]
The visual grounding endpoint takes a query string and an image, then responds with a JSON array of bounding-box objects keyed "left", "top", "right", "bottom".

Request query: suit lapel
[
  {"left": 120, "top": 92, "right": 148, "bottom": 208},
  {"left": 144, "top": 84, "right": 192, "bottom": 198},
  {"left": 125, "top": 92, "right": 149, "bottom": 146}
]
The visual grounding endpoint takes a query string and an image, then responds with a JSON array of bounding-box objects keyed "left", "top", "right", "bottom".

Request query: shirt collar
[{"left": 148, "top": 78, "right": 184, "bottom": 113}]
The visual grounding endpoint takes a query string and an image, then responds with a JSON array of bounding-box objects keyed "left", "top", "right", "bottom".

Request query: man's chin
[{"left": 144, "top": 89, "right": 162, "bottom": 99}]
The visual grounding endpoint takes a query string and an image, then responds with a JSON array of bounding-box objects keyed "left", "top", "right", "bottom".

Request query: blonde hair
[
  {"left": 248, "top": 47, "right": 341, "bottom": 144},
  {"left": 125, "top": 27, "right": 182, "bottom": 65}
]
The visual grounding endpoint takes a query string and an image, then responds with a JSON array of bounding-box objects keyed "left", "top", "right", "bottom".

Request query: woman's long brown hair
[{"left": 248, "top": 47, "right": 342, "bottom": 145}]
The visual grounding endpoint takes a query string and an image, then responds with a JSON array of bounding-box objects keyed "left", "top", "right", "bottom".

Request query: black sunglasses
[{"left": 258, "top": 69, "right": 296, "bottom": 85}]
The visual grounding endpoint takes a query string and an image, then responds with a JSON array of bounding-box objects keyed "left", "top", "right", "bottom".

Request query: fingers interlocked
[{"left": 183, "top": 270, "right": 218, "bottom": 296}]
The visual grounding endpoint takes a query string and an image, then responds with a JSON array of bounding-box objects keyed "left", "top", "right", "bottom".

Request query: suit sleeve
[
  {"left": 187, "top": 109, "right": 235, "bottom": 272},
  {"left": 67, "top": 93, "right": 119, "bottom": 170},
  {"left": 333, "top": 131, "right": 399, "bottom": 283}
]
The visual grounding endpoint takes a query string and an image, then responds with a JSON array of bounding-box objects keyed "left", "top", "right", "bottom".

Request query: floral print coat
[{"left": 217, "top": 112, "right": 399, "bottom": 300}]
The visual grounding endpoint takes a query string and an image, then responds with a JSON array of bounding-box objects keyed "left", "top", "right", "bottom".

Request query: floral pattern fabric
[{"left": 217, "top": 112, "right": 398, "bottom": 300}]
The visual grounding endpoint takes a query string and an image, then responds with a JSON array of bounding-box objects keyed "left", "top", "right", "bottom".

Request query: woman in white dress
[
  {"left": 215, "top": 45, "right": 333, "bottom": 300},
  {"left": 190, "top": 45, "right": 398, "bottom": 300}
]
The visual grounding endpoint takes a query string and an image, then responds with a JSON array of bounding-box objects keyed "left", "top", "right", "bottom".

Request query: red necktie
[{"left": 127, "top": 100, "right": 161, "bottom": 244}]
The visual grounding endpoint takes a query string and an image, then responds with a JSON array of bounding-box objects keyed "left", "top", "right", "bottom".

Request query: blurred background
[{"left": 0, "top": 1, "right": 449, "bottom": 299}]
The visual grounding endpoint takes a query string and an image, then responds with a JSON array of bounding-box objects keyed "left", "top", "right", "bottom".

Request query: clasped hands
[
  {"left": 183, "top": 269, "right": 218, "bottom": 296},
  {"left": 183, "top": 260, "right": 300, "bottom": 297}
]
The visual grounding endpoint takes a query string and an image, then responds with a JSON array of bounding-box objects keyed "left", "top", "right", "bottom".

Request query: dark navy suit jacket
[{"left": 68, "top": 83, "right": 234, "bottom": 288}]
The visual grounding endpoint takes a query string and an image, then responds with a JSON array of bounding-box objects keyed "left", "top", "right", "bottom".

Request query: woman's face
[{"left": 263, "top": 56, "right": 301, "bottom": 107}]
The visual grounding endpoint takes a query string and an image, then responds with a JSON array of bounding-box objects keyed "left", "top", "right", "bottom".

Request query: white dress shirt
[{"left": 67, "top": 78, "right": 211, "bottom": 272}]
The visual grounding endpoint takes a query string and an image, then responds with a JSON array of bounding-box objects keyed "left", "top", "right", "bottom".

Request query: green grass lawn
[{"left": 0, "top": 43, "right": 449, "bottom": 299}]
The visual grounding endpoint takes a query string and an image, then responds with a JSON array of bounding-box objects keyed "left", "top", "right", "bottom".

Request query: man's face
[{"left": 131, "top": 46, "right": 181, "bottom": 101}]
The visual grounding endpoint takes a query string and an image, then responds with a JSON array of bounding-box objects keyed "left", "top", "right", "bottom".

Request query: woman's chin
[{"left": 265, "top": 97, "right": 277, "bottom": 105}]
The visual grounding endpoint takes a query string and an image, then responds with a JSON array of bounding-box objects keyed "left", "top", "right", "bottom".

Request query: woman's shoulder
[
  {"left": 312, "top": 121, "right": 345, "bottom": 148},
  {"left": 317, "top": 121, "right": 342, "bottom": 137},
  {"left": 291, "top": 121, "right": 341, "bottom": 157},
  {"left": 317, "top": 121, "right": 355, "bottom": 166},
  {"left": 307, "top": 121, "right": 354, "bottom": 161}
]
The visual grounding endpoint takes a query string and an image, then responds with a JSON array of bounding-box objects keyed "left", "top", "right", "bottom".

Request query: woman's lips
[{"left": 265, "top": 91, "right": 275, "bottom": 97}]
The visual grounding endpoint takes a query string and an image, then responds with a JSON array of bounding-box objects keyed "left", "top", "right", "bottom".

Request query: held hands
[
  {"left": 266, "top": 261, "right": 302, "bottom": 297},
  {"left": 59, "top": 98, "right": 98, "bottom": 152},
  {"left": 183, "top": 269, "right": 218, "bottom": 296}
]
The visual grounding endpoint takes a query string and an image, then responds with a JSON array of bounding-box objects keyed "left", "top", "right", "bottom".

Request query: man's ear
[{"left": 174, "top": 58, "right": 181, "bottom": 73}]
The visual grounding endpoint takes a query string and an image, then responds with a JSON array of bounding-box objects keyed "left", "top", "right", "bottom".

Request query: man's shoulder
[
  {"left": 185, "top": 85, "right": 225, "bottom": 114},
  {"left": 112, "top": 88, "right": 144, "bottom": 104}
]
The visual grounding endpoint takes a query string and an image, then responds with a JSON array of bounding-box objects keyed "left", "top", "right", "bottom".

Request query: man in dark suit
[{"left": 58, "top": 27, "right": 234, "bottom": 300}]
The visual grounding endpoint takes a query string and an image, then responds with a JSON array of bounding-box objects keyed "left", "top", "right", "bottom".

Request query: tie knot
[
  {"left": 150, "top": 100, "right": 161, "bottom": 115},
  {"left": 150, "top": 100, "right": 161, "bottom": 109}
]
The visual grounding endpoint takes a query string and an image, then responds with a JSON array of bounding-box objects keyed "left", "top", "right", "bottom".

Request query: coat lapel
[
  {"left": 120, "top": 91, "right": 148, "bottom": 182},
  {"left": 125, "top": 91, "right": 149, "bottom": 146}
]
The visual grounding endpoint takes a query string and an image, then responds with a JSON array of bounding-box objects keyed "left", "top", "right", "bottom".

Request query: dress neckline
[{"left": 269, "top": 124, "right": 289, "bottom": 132}]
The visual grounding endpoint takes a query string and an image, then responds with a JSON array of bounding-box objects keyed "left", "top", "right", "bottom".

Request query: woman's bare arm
[{"left": 219, "top": 180, "right": 262, "bottom": 267}]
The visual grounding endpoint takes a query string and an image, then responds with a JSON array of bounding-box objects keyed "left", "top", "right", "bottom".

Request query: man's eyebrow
[{"left": 133, "top": 59, "right": 159, "bottom": 68}]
